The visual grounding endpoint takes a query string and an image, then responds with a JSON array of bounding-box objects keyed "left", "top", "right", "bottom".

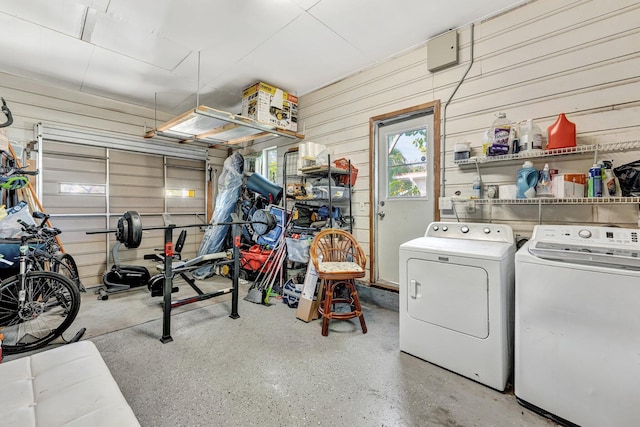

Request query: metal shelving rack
[
  {"left": 454, "top": 140, "right": 640, "bottom": 167},
  {"left": 282, "top": 149, "right": 353, "bottom": 233},
  {"left": 451, "top": 139, "right": 640, "bottom": 223},
  {"left": 471, "top": 196, "right": 640, "bottom": 205},
  {"left": 453, "top": 196, "right": 640, "bottom": 224}
]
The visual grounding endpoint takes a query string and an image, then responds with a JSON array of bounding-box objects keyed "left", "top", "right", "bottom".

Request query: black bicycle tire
[
  {"left": 52, "top": 253, "right": 85, "bottom": 292},
  {"left": 0, "top": 271, "right": 81, "bottom": 354}
]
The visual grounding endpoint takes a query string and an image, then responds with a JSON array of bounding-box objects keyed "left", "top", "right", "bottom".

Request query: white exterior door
[{"left": 375, "top": 112, "right": 435, "bottom": 287}]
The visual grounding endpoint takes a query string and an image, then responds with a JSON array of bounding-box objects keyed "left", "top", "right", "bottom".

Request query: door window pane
[{"left": 387, "top": 129, "right": 427, "bottom": 198}]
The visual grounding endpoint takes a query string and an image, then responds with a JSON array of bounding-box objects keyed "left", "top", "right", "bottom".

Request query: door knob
[{"left": 378, "top": 211, "right": 385, "bottom": 219}]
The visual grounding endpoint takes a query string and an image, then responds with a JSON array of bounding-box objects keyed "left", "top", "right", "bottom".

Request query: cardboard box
[
  {"left": 553, "top": 173, "right": 586, "bottom": 198},
  {"left": 295, "top": 261, "right": 321, "bottom": 322},
  {"left": 241, "top": 82, "right": 298, "bottom": 132}
]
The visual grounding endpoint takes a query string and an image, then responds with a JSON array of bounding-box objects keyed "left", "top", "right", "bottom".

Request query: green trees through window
[{"left": 387, "top": 129, "right": 428, "bottom": 198}]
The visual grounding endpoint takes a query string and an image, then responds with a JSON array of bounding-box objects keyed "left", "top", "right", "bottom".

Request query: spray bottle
[
  {"left": 536, "top": 163, "right": 553, "bottom": 197},
  {"left": 601, "top": 160, "right": 620, "bottom": 197}
]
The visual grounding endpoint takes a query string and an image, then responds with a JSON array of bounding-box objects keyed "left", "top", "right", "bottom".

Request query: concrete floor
[{"left": 61, "top": 280, "right": 558, "bottom": 427}]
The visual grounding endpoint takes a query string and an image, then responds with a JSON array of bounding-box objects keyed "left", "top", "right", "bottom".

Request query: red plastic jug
[{"left": 547, "top": 113, "right": 576, "bottom": 150}]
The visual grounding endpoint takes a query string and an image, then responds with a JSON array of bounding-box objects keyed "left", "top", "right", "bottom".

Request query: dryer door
[{"left": 407, "top": 258, "right": 489, "bottom": 338}]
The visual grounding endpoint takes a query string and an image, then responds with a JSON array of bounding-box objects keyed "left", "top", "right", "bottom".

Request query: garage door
[{"left": 41, "top": 140, "right": 206, "bottom": 287}]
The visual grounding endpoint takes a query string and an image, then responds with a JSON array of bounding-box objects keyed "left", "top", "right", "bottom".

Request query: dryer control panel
[
  {"left": 425, "top": 222, "right": 514, "bottom": 244},
  {"left": 529, "top": 225, "right": 640, "bottom": 269}
]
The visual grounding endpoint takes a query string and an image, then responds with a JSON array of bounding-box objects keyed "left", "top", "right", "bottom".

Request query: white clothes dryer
[
  {"left": 515, "top": 225, "right": 640, "bottom": 427},
  {"left": 399, "top": 222, "right": 516, "bottom": 391}
]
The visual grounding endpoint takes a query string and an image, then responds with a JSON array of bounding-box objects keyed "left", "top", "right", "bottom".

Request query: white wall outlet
[{"left": 439, "top": 197, "right": 453, "bottom": 210}]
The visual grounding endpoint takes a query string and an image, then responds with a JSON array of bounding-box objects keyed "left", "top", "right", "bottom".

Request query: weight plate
[
  {"left": 122, "top": 210, "right": 143, "bottom": 248},
  {"left": 252, "top": 209, "right": 276, "bottom": 235}
]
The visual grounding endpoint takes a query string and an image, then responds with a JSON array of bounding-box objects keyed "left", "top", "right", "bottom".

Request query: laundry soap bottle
[
  {"left": 518, "top": 119, "right": 544, "bottom": 152},
  {"left": 547, "top": 113, "right": 576, "bottom": 150},
  {"left": 536, "top": 163, "right": 553, "bottom": 197},
  {"left": 517, "top": 161, "right": 539, "bottom": 199},
  {"left": 488, "top": 112, "right": 511, "bottom": 156}
]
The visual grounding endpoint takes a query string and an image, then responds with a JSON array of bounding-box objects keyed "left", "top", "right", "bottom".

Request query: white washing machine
[
  {"left": 515, "top": 224, "right": 640, "bottom": 427},
  {"left": 399, "top": 221, "right": 516, "bottom": 391}
]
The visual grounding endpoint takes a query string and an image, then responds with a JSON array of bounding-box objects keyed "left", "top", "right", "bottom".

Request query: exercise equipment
[
  {"left": 87, "top": 209, "right": 277, "bottom": 343},
  {"left": 99, "top": 211, "right": 150, "bottom": 300}
]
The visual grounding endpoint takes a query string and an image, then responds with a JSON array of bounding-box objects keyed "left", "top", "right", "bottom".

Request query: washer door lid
[{"left": 407, "top": 258, "right": 489, "bottom": 338}]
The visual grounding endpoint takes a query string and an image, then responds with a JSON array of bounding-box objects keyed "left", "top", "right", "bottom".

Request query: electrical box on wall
[{"left": 427, "top": 30, "right": 458, "bottom": 72}]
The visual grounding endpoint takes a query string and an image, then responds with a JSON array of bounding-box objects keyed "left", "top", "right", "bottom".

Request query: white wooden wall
[{"left": 289, "top": 0, "right": 640, "bottom": 253}]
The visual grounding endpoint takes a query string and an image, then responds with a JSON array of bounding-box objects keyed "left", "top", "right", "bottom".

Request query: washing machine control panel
[
  {"left": 532, "top": 225, "right": 639, "bottom": 246},
  {"left": 425, "top": 222, "right": 514, "bottom": 244},
  {"left": 529, "top": 225, "right": 640, "bottom": 269}
]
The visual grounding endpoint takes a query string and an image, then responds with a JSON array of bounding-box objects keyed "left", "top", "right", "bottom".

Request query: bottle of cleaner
[
  {"left": 518, "top": 119, "right": 544, "bottom": 152},
  {"left": 588, "top": 164, "right": 603, "bottom": 197},
  {"left": 481, "top": 129, "right": 493, "bottom": 157},
  {"left": 510, "top": 127, "right": 519, "bottom": 154},
  {"left": 601, "top": 160, "right": 620, "bottom": 197},
  {"left": 472, "top": 175, "right": 482, "bottom": 199},
  {"left": 488, "top": 112, "right": 511, "bottom": 156},
  {"left": 537, "top": 163, "right": 553, "bottom": 197},
  {"left": 517, "top": 161, "right": 539, "bottom": 199},
  {"left": 547, "top": 113, "right": 576, "bottom": 150}
]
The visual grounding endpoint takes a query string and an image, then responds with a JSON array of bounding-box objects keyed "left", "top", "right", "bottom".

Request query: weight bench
[
  {"left": 1, "top": 340, "right": 140, "bottom": 426},
  {"left": 147, "top": 246, "right": 233, "bottom": 308}
]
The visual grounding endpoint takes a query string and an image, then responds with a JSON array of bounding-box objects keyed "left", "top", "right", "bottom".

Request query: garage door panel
[
  {"left": 109, "top": 175, "right": 164, "bottom": 187},
  {"left": 44, "top": 196, "right": 106, "bottom": 212},
  {"left": 110, "top": 184, "right": 164, "bottom": 198},
  {"left": 110, "top": 199, "right": 165, "bottom": 213},
  {"left": 110, "top": 151, "right": 163, "bottom": 166},
  {"left": 167, "top": 199, "right": 204, "bottom": 213},
  {"left": 166, "top": 158, "right": 202, "bottom": 168},
  {"left": 45, "top": 156, "right": 107, "bottom": 174},
  {"left": 45, "top": 142, "right": 106, "bottom": 157},
  {"left": 110, "top": 165, "right": 164, "bottom": 178},
  {"left": 43, "top": 140, "right": 205, "bottom": 287}
]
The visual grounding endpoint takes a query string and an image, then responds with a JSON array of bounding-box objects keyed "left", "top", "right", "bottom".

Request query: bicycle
[
  {"left": 0, "top": 234, "right": 83, "bottom": 355},
  {"left": 17, "top": 212, "right": 84, "bottom": 292}
]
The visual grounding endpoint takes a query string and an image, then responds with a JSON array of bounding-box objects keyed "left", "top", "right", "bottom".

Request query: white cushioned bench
[{"left": 0, "top": 340, "right": 140, "bottom": 427}]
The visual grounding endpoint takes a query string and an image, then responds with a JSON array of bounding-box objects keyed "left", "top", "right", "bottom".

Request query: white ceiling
[{"left": 0, "top": 0, "right": 525, "bottom": 116}]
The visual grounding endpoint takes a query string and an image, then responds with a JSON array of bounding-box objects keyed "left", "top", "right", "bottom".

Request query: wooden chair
[{"left": 310, "top": 228, "right": 367, "bottom": 336}]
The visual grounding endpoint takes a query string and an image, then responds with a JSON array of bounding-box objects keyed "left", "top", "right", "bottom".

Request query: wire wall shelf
[
  {"left": 453, "top": 140, "right": 640, "bottom": 167},
  {"left": 455, "top": 197, "right": 640, "bottom": 205}
]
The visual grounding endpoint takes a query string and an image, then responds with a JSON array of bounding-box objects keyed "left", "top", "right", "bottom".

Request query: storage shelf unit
[
  {"left": 283, "top": 149, "right": 353, "bottom": 233},
  {"left": 465, "top": 196, "right": 640, "bottom": 205},
  {"left": 144, "top": 105, "right": 304, "bottom": 146},
  {"left": 453, "top": 196, "right": 640, "bottom": 224},
  {"left": 454, "top": 140, "right": 640, "bottom": 167}
]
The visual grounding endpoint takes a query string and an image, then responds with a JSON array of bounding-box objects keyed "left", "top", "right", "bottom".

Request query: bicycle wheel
[
  {"left": 0, "top": 271, "right": 81, "bottom": 354},
  {"left": 52, "top": 253, "right": 85, "bottom": 292}
]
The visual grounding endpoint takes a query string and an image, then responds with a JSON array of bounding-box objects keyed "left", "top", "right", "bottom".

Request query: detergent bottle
[
  {"left": 519, "top": 119, "right": 544, "bottom": 152},
  {"left": 547, "top": 113, "right": 576, "bottom": 150},
  {"left": 517, "top": 161, "right": 539, "bottom": 199},
  {"left": 488, "top": 112, "right": 511, "bottom": 156}
]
